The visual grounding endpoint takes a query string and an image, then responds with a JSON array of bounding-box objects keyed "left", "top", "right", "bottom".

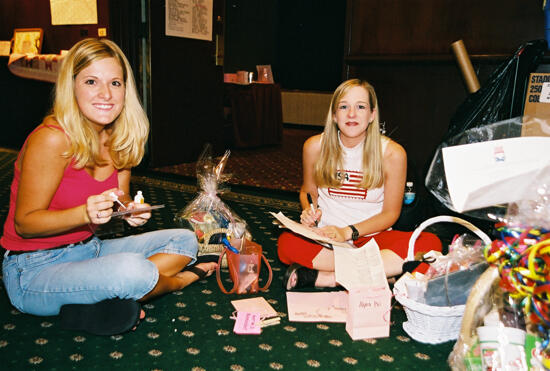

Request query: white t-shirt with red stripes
[{"left": 317, "top": 135, "right": 389, "bottom": 231}]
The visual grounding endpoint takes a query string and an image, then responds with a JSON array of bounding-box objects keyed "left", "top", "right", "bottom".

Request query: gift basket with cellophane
[
  {"left": 421, "top": 115, "right": 550, "bottom": 368},
  {"left": 175, "top": 146, "right": 251, "bottom": 267},
  {"left": 448, "top": 183, "right": 550, "bottom": 370}
]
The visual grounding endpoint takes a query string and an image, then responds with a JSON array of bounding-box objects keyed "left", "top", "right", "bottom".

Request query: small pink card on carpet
[{"left": 233, "top": 312, "right": 262, "bottom": 335}]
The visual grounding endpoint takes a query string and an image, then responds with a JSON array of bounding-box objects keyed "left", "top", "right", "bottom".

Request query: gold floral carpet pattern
[
  {"left": 152, "top": 127, "right": 322, "bottom": 193},
  {"left": 0, "top": 151, "right": 455, "bottom": 370}
]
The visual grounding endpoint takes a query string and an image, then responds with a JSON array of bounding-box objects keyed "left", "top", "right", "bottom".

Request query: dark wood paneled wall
[
  {"left": 346, "top": 0, "right": 543, "bottom": 56},
  {"left": 344, "top": 0, "right": 546, "bottom": 198}
]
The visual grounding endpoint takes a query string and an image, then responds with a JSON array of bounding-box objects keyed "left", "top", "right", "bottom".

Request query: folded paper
[{"left": 270, "top": 212, "right": 353, "bottom": 249}]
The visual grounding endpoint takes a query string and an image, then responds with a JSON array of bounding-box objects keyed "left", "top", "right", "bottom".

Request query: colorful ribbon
[{"left": 484, "top": 224, "right": 550, "bottom": 361}]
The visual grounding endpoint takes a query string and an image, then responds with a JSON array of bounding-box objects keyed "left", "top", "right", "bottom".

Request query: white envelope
[{"left": 442, "top": 137, "right": 550, "bottom": 212}]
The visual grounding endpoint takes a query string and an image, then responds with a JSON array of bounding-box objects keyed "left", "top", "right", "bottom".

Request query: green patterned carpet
[{"left": 0, "top": 150, "right": 455, "bottom": 370}]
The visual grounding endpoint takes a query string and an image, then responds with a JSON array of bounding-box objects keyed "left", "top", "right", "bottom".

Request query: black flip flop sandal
[
  {"left": 181, "top": 265, "right": 209, "bottom": 280},
  {"left": 283, "top": 263, "right": 319, "bottom": 290},
  {"left": 59, "top": 298, "right": 141, "bottom": 336},
  {"left": 194, "top": 254, "right": 220, "bottom": 265}
]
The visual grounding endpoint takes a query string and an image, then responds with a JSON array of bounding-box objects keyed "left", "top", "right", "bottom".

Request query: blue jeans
[{"left": 2, "top": 229, "right": 199, "bottom": 316}]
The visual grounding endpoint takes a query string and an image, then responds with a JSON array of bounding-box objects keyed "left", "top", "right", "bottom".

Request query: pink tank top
[{"left": 0, "top": 125, "right": 118, "bottom": 251}]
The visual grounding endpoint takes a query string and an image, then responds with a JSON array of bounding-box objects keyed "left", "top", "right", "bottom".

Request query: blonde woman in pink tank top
[{"left": 1, "top": 38, "right": 216, "bottom": 336}]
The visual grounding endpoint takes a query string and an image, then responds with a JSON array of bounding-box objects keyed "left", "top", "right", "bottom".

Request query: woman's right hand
[
  {"left": 85, "top": 188, "right": 121, "bottom": 224},
  {"left": 300, "top": 207, "right": 322, "bottom": 227}
]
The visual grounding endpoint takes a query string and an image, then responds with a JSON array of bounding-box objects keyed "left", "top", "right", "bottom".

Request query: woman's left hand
[
  {"left": 123, "top": 202, "right": 151, "bottom": 227},
  {"left": 316, "top": 225, "right": 348, "bottom": 242}
]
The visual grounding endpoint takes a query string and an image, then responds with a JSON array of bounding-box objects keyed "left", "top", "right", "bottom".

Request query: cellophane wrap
[
  {"left": 424, "top": 234, "right": 485, "bottom": 280},
  {"left": 425, "top": 116, "right": 550, "bottom": 221},
  {"left": 448, "top": 181, "right": 550, "bottom": 370},
  {"left": 175, "top": 146, "right": 251, "bottom": 255}
]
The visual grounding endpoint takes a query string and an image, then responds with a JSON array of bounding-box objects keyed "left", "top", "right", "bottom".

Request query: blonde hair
[
  {"left": 53, "top": 38, "right": 149, "bottom": 169},
  {"left": 314, "top": 79, "right": 385, "bottom": 189}
]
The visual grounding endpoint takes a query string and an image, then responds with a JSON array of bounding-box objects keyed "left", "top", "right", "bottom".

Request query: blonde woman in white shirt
[{"left": 278, "top": 79, "right": 442, "bottom": 290}]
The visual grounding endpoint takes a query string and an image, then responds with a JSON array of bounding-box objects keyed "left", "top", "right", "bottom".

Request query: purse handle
[
  {"left": 216, "top": 248, "right": 273, "bottom": 294},
  {"left": 216, "top": 248, "right": 235, "bottom": 294},
  {"left": 259, "top": 254, "right": 273, "bottom": 291}
]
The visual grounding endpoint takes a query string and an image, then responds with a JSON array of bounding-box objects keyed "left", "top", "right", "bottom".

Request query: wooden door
[{"left": 147, "top": 0, "right": 225, "bottom": 166}]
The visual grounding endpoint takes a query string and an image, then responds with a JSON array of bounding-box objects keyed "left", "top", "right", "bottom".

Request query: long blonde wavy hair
[
  {"left": 314, "top": 79, "right": 386, "bottom": 189},
  {"left": 53, "top": 38, "right": 149, "bottom": 169}
]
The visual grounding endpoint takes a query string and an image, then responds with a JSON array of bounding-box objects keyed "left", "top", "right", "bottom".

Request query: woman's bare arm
[{"left": 14, "top": 123, "right": 116, "bottom": 237}]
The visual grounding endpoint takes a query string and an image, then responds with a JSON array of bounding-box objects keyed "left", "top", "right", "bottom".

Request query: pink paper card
[
  {"left": 346, "top": 286, "right": 391, "bottom": 340},
  {"left": 286, "top": 291, "right": 348, "bottom": 323},
  {"left": 233, "top": 312, "right": 262, "bottom": 335}
]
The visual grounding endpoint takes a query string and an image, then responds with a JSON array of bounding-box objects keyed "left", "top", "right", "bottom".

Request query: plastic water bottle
[{"left": 403, "top": 181, "right": 416, "bottom": 205}]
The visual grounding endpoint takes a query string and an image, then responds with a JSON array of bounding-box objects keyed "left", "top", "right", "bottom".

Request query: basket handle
[{"left": 407, "top": 215, "right": 492, "bottom": 262}]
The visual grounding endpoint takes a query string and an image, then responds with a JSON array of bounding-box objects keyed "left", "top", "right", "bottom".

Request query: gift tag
[{"left": 233, "top": 311, "right": 262, "bottom": 335}]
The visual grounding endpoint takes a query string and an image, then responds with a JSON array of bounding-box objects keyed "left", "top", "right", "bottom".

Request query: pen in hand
[{"left": 306, "top": 193, "right": 319, "bottom": 227}]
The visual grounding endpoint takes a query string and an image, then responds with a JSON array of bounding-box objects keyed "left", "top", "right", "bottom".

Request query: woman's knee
[
  {"left": 108, "top": 253, "right": 158, "bottom": 296},
  {"left": 146, "top": 228, "right": 199, "bottom": 257},
  {"left": 171, "top": 228, "right": 199, "bottom": 252}
]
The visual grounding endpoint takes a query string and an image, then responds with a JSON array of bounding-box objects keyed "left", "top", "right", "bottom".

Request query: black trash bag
[{"left": 444, "top": 39, "right": 547, "bottom": 142}]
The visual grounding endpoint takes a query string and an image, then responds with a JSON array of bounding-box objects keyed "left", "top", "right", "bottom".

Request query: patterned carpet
[
  {"left": 0, "top": 149, "right": 459, "bottom": 370},
  {"left": 152, "top": 127, "right": 322, "bottom": 193}
]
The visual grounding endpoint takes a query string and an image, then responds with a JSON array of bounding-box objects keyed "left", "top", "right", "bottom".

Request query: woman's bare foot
[
  {"left": 176, "top": 262, "right": 217, "bottom": 285},
  {"left": 286, "top": 270, "right": 299, "bottom": 290}
]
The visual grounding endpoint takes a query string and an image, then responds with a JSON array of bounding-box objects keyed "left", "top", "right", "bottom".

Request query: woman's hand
[
  {"left": 86, "top": 188, "right": 122, "bottom": 224},
  {"left": 123, "top": 202, "right": 151, "bottom": 227},
  {"left": 316, "top": 225, "right": 348, "bottom": 242},
  {"left": 300, "top": 207, "right": 322, "bottom": 227}
]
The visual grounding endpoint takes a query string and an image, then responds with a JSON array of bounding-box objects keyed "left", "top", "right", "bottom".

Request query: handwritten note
[
  {"left": 286, "top": 291, "right": 348, "bottom": 323},
  {"left": 270, "top": 212, "right": 353, "bottom": 249},
  {"left": 333, "top": 239, "right": 387, "bottom": 290}
]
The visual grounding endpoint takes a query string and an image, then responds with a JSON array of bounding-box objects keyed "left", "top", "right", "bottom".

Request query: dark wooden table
[{"left": 224, "top": 82, "right": 283, "bottom": 148}]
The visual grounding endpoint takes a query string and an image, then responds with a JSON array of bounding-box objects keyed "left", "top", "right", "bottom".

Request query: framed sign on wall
[{"left": 12, "top": 28, "right": 43, "bottom": 54}]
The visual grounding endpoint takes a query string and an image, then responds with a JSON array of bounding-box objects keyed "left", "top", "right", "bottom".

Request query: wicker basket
[
  {"left": 393, "top": 215, "right": 492, "bottom": 344},
  {"left": 198, "top": 228, "right": 229, "bottom": 267}
]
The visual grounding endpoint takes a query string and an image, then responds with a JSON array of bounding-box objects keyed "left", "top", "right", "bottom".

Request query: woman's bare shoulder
[
  {"left": 383, "top": 138, "right": 406, "bottom": 163},
  {"left": 26, "top": 117, "right": 69, "bottom": 155},
  {"left": 303, "top": 133, "right": 323, "bottom": 155}
]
